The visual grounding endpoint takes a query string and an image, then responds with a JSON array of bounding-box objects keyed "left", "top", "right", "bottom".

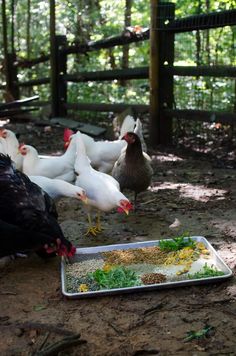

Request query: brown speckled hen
[{"left": 112, "top": 132, "right": 153, "bottom": 207}]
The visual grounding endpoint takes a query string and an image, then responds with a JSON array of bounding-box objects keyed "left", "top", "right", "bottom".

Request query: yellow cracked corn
[{"left": 78, "top": 284, "right": 89, "bottom": 293}]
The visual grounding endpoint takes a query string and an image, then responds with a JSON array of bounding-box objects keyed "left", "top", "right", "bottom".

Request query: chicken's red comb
[
  {"left": 63, "top": 128, "right": 74, "bottom": 142},
  {"left": 19, "top": 143, "right": 25, "bottom": 149}
]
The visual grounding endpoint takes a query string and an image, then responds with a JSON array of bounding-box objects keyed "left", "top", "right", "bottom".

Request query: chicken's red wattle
[{"left": 57, "top": 244, "right": 76, "bottom": 257}]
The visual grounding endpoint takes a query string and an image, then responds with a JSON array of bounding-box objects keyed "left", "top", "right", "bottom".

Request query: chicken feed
[{"left": 64, "top": 238, "right": 229, "bottom": 294}]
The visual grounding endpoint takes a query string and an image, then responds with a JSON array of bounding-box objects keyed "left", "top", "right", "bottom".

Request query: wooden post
[
  {"left": 149, "top": 1, "right": 175, "bottom": 146},
  {"left": 1, "top": 0, "right": 19, "bottom": 100},
  {"left": 50, "top": 0, "right": 58, "bottom": 117},
  {"left": 56, "top": 35, "right": 67, "bottom": 117},
  {"left": 49, "top": 0, "right": 67, "bottom": 117},
  {"left": 6, "top": 52, "right": 19, "bottom": 100}
]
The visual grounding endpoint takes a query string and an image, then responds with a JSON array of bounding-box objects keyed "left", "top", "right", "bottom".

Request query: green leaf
[
  {"left": 184, "top": 325, "right": 214, "bottom": 341},
  {"left": 33, "top": 304, "right": 47, "bottom": 312}
]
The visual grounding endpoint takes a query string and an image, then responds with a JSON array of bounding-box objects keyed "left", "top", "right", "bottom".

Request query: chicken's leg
[
  {"left": 133, "top": 191, "right": 138, "bottom": 211},
  {"left": 96, "top": 211, "right": 103, "bottom": 233},
  {"left": 85, "top": 213, "right": 99, "bottom": 236}
]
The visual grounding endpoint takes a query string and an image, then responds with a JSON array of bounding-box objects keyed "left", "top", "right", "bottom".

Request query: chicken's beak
[
  {"left": 123, "top": 208, "right": 129, "bottom": 215},
  {"left": 64, "top": 141, "right": 70, "bottom": 149}
]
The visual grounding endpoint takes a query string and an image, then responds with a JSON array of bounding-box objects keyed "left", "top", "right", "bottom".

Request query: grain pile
[{"left": 102, "top": 246, "right": 200, "bottom": 266}]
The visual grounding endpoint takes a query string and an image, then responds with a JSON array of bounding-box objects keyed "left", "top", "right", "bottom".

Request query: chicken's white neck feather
[{"left": 74, "top": 131, "right": 91, "bottom": 173}]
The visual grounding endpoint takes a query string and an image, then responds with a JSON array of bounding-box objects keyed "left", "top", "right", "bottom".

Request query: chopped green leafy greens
[
  {"left": 159, "top": 234, "right": 195, "bottom": 251},
  {"left": 89, "top": 266, "right": 141, "bottom": 289},
  {"left": 187, "top": 263, "right": 225, "bottom": 279}
]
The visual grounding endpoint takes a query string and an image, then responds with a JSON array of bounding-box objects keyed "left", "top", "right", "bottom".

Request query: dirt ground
[{"left": 0, "top": 120, "right": 236, "bottom": 356}]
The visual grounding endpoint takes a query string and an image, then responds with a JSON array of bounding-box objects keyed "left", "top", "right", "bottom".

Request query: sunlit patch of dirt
[
  {"left": 151, "top": 181, "right": 227, "bottom": 202},
  {"left": 151, "top": 153, "right": 184, "bottom": 162}
]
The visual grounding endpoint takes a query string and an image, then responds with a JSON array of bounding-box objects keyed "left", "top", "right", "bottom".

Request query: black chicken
[
  {"left": 112, "top": 132, "right": 153, "bottom": 206},
  {"left": 0, "top": 219, "right": 59, "bottom": 258},
  {"left": 0, "top": 153, "right": 75, "bottom": 258}
]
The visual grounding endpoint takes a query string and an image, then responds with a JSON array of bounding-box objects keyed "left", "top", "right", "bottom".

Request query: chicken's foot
[
  {"left": 85, "top": 213, "right": 100, "bottom": 236},
  {"left": 85, "top": 226, "right": 99, "bottom": 236}
]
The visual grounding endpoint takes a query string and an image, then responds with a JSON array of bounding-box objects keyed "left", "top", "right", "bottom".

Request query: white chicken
[
  {"left": 29, "top": 175, "right": 88, "bottom": 202},
  {"left": 113, "top": 113, "right": 136, "bottom": 139},
  {"left": 19, "top": 135, "right": 77, "bottom": 182},
  {"left": 118, "top": 114, "right": 136, "bottom": 139},
  {"left": 134, "top": 118, "right": 147, "bottom": 153},
  {"left": 81, "top": 133, "right": 127, "bottom": 173},
  {"left": 74, "top": 131, "right": 132, "bottom": 236},
  {"left": 62, "top": 114, "right": 146, "bottom": 174},
  {"left": 114, "top": 113, "right": 147, "bottom": 151},
  {"left": 63, "top": 128, "right": 127, "bottom": 174},
  {"left": 0, "top": 137, "right": 7, "bottom": 154},
  {"left": 0, "top": 128, "right": 23, "bottom": 170}
]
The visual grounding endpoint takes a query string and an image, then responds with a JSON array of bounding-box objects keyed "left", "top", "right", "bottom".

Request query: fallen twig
[
  {"left": 143, "top": 302, "right": 165, "bottom": 316},
  {"left": 140, "top": 198, "right": 156, "bottom": 205},
  {"left": 38, "top": 332, "right": 50, "bottom": 351},
  {"left": 0, "top": 291, "right": 17, "bottom": 295},
  {"left": 0, "top": 321, "right": 75, "bottom": 336},
  {"left": 32, "top": 333, "right": 87, "bottom": 356}
]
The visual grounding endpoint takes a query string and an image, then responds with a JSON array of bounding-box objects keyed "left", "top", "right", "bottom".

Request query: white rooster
[
  {"left": 29, "top": 175, "right": 88, "bottom": 203},
  {"left": 0, "top": 128, "right": 23, "bottom": 170},
  {"left": 19, "top": 135, "right": 77, "bottom": 182},
  {"left": 74, "top": 131, "right": 132, "bottom": 236}
]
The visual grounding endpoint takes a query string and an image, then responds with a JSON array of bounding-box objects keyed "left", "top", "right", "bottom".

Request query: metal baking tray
[{"left": 61, "top": 236, "right": 233, "bottom": 299}]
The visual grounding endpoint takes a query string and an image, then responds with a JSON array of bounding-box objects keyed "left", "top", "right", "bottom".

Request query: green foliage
[
  {"left": 89, "top": 266, "right": 141, "bottom": 289},
  {"left": 184, "top": 325, "right": 214, "bottom": 342},
  {"left": 1, "top": 0, "right": 236, "bottom": 113},
  {"left": 187, "top": 263, "right": 225, "bottom": 279},
  {"left": 159, "top": 234, "right": 195, "bottom": 252}
]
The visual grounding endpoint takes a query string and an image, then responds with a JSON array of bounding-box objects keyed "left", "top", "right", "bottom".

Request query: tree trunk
[
  {"left": 120, "top": 0, "right": 132, "bottom": 86},
  {"left": 195, "top": 0, "right": 202, "bottom": 110},
  {"left": 205, "top": 0, "right": 210, "bottom": 64},
  {"left": 2, "top": 0, "right": 8, "bottom": 59},
  {"left": 107, "top": 48, "right": 116, "bottom": 70},
  {"left": 27, "top": 0, "right": 31, "bottom": 60},
  {"left": 11, "top": 0, "right": 15, "bottom": 53}
]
